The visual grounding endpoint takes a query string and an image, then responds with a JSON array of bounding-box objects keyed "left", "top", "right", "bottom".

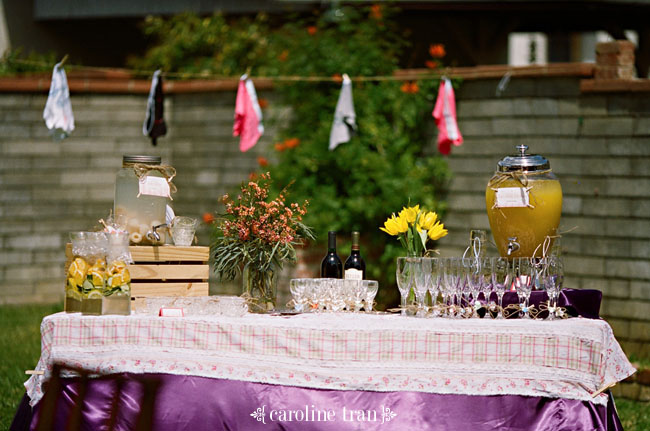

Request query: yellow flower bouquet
[{"left": 380, "top": 205, "right": 448, "bottom": 256}]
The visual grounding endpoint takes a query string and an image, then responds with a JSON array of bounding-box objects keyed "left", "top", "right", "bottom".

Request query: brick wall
[{"left": 0, "top": 70, "right": 648, "bottom": 357}]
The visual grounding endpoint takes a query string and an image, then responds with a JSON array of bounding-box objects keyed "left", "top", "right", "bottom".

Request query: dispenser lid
[
  {"left": 122, "top": 155, "right": 161, "bottom": 165},
  {"left": 497, "top": 145, "right": 550, "bottom": 172}
]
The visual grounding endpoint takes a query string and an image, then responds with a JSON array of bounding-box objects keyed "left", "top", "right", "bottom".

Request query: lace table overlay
[{"left": 25, "top": 312, "right": 635, "bottom": 406}]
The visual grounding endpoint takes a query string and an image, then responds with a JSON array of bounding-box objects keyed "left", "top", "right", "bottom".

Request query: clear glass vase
[{"left": 242, "top": 262, "right": 279, "bottom": 313}]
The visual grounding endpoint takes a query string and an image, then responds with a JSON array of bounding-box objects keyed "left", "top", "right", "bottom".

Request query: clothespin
[
  {"left": 244, "top": 66, "right": 252, "bottom": 79},
  {"left": 59, "top": 54, "right": 69, "bottom": 68}
]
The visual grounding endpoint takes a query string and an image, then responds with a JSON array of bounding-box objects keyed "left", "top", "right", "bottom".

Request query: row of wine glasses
[
  {"left": 396, "top": 256, "right": 564, "bottom": 319},
  {"left": 289, "top": 278, "right": 379, "bottom": 313}
]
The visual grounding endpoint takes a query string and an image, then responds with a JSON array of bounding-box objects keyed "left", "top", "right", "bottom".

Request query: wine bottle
[
  {"left": 321, "top": 231, "right": 343, "bottom": 278},
  {"left": 344, "top": 231, "right": 366, "bottom": 280}
]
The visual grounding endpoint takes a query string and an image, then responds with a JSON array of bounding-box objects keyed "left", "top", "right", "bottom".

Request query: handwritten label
[
  {"left": 138, "top": 176, "right": 171, "bottom": 198},
  {"left": 495, "top": 187, "right": 529, "bottom": 208}
]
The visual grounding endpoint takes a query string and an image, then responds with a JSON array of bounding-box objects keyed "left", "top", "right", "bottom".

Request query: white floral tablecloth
[{"left": 25, "top": 311, "right": 635, "bottom": 407}]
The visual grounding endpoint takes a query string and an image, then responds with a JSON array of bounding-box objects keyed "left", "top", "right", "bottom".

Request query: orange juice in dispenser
[{"left": 485, "top": 145, "right": 562, "bottom": 258}]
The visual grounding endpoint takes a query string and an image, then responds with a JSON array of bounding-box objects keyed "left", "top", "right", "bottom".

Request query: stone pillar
[{"left": 595, "top": 40, "right": 636, "bottom": 79}]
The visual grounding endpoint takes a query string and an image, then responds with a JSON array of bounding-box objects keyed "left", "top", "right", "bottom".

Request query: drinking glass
[
  {"left": 350, "top": 280, "right": 366, "bottom": 312},
  {"left": 465, "top": 257, "right": 483, "bottom": 312},
  {"left": 478, "top": 257, "right": 493, "bottom": 313},
  {"left": 289, "top": 278, "right": 309, "bottom": 312},
  {"left": 441, "top": 258, "right": 461, "bottom": 318},
  {"left": 340, "top": 279, "right": 357, "bottom": 311},
  {"left": 364, "top": 280, "right": 379, "bottom": 312},
  {"left": 414, "top": 258, "right": 431, "bottom": 317},
  {"left": 512, "top": 258, "right": 534, "bottom": 318},
  {"left": 396, "top": 257, "right": 416, "bottom": 316},
  {"left": 491, "top": 257, "right": 511, "bottom": 319},
  {"left": 428, "top": 259, "right": 441, "bottom": 316},
  {"left": 328, "top": 280, "right": 346, "bottom": 312},
  {"left": 170, "top": 216, "right": 198, "bottom": 246},
  {"left": 542, "top": 256, "right": 564, "bottom": 319}
]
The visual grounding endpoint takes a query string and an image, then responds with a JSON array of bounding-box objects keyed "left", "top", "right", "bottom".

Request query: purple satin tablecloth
[{"left": 13, "top": 373, "right": 623, "bottom": 431}]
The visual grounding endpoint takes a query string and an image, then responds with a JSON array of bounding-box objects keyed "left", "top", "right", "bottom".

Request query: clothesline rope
[{"left": 5, "top": 58, "right": 448, "bottom": 82}]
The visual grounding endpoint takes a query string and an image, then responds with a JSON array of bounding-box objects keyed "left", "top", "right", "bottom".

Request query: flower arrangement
[
  {"left": 212, "top": 172, "right": 314, "bottom": 277},
  {"left": 211, "top": 172, "right": 314, "bottom": 311},
  {"left": 380, "top": 205, "right": 448, "bottom": 257}
]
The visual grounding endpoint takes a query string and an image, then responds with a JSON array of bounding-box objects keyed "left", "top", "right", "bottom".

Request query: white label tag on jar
[
  {"left": 138, "top": 176, "right": 171, "bottom": 198},
  {"left": 495, "top": 187, "right": 529, "bottom": 208},
  {"left": 344, "top": 268, "right": 363, "bottom": 280}
]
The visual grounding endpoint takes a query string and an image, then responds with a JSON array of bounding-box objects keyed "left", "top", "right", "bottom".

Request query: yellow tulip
[
  {"left": 427, "top": 221, "right": 448, "bottom": 241},
  {"left": 380, "top": 214, "right": 409, "bottom": 236},
  {"left": 417, "top": 211, "right": 438, "bottom": 231},
  {"left": 398, "top": 205, "right": 420, "bottom": 224}
]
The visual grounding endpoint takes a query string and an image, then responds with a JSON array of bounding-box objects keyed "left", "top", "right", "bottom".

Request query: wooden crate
[{"left": 65, "top": 245, "right": 210, "bottom": 298}]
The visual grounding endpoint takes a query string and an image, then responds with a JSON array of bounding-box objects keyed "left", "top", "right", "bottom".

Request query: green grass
[
  {"left": 0, "top": 303, "right": 649, "bottom": 430},
  {"left": 617, "top": 398, "right": 650, "bottom": 430},
  {"left": 0, "top": 303, "right": 62, "bottom": 430}
]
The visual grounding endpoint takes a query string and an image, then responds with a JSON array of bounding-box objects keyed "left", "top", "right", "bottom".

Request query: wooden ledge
[
  {"left": 7, "top": 62, "right": 650, "bottom": 95},
  {"left": 580, "top": 78, "right": 650, "bottom": 93}
]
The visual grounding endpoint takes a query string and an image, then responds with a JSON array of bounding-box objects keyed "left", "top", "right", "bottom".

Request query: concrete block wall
[
  {"left": 438, "top": 77, "right": 650, "bottom": 357},
  {"left": 0, "top": 73, "right": 648, "bottom": 357}
]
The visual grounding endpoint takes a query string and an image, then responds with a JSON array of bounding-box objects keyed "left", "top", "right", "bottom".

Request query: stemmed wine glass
[
  {"left": 364, "top": 280, "right": 379, "bottom": 312},
  {"left": 542, "top": 256, "right": 564, "bottom": 319},
  {"left": 440, "top": 258, "right": 457, "bottom": 317},
  {"left": 465, "top": 258, "right": 482, "bottom": 316},
  {"left": 396, "top": 257, "right": 416, "bottom": 316},
  {"left": 478, "top": 258, "right": 493, "bottom": 315},
  {"left": 513, "top": 258, "right": 534, "bottom": 319},
  {"left": 446, "top": 258, "right": 464, "bottom": 318},
  {"left": 414, "top": 258, "right": 432, "bottom": 317},
  {"left": 491, "top": 257, "right": 511, "bottom": 319},
  {"left": 428, "top": 259, "right": 441, "bottom": 317},
  {"left": 289, "top": 279, "right": 309, "bottom": 312}
]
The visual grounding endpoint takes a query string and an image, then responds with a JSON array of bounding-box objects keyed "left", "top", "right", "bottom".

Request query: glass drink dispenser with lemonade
[
  {"left": 485, "top": 145, "right": 562, "bottom": 258},
  {"left": 114, "top": 155, "right": 175, "bottom": 245}
]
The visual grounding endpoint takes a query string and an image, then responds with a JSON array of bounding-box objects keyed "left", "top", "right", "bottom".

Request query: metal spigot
[
  {"left": 506, "top": 237, "right": 520, "bottom": 256},
  {"left": 146, "top": 223, "right": 168, "bottom": 244}
]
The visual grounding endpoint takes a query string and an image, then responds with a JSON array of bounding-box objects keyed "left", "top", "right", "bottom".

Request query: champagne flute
[
  {"left": 440, "top": 258, "right": 458, "bottom": 317},
  {"left": 466, "top": 257, "right": 483, "bottom": 314},
  {"left": 513, "top": 258, "right": 534, "bottom": 319},
  {"left": 478, "top": 257, "right": 493, "bottom": 310},
  {"left": 491, "top": 257, "right": 511, "bottom": 319},
  {"left": 543, "top": 256, "right": 564, "bottom": 319},
  {"left": 428, "top": 258, "right": 441, "bottom": 317},
  {"left": 396, "top": 257, "right": 415, "bottom": 316},
  {"left": 414, "top": 258, "right": 431, "bottom": 317}
]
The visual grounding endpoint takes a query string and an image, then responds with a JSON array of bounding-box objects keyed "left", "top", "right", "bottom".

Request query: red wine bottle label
[{"left": 344, "top": 268, "right": 363, "bottom": 280}]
